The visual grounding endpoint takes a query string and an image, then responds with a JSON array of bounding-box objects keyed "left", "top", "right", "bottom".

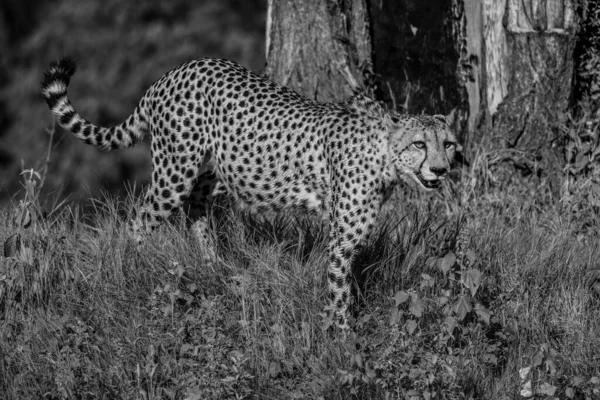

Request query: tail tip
[
  {"left": 55, "top": 56, "right": 77, "bottom": 77},
  {"left": 42, "top": 56, "right": 78, "bottom": 91}
]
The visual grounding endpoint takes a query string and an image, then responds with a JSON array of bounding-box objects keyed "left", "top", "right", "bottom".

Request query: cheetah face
[{"left": 391, "top": 115, "right": 457, "bottom": 191}]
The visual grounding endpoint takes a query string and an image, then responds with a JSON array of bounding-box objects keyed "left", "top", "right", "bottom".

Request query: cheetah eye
[
  {"left": 413, "top": 141, "right": 426, "bottom": 149},
  {"left": 444, "top": 141, "right": 456, "bottom": 150}
]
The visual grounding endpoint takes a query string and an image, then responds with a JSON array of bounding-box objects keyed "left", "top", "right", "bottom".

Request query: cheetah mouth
[{"left": 416, "top": 175, "right": 441, "bottom": 189}]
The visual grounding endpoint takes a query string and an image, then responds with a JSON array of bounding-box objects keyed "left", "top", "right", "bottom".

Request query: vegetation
[{"left": 1, "top": 111, "right": 600, "bottom": 399}]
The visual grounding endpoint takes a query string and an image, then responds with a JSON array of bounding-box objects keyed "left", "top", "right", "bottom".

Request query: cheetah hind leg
[
  {"left": 185, "top": 170, "right": 222, "bottom": 264},
  {"left": 127, "top": 152, "right": 201, "bottom": 247}
]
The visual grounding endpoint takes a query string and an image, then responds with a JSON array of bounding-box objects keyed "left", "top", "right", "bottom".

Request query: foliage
[
  {"left": 575, "top": 0, "right": 600, "bottom": 107},
  {"left": 3, "top": 149, "right": 600, "bottom": 399},
  {"left": 563, "top": 109, "right": 600, "bottom": 176},
  {"left": 329, "top": 219, "right": 499, "bottom": 399},
  {"left": 560, "top": 105, "right": 600, "bottom": 243}
]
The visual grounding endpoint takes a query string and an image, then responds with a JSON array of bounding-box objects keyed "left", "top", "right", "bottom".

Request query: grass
[{"left": 1, "top": 154, "right": 600, "bottom": 399}]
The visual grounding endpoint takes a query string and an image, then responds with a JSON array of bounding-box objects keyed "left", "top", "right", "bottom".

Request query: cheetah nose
[{"left": 430, "top": 166, "right": 448, "bottom": 177}]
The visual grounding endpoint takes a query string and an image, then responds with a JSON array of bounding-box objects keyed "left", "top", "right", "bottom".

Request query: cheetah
[{"left": 41, "top": 57, "right": 456, "bottom": 328}]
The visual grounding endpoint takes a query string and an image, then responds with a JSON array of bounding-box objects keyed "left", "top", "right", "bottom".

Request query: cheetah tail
[{"left": 41, "top": 57, "right": 148, "bottom": 151}]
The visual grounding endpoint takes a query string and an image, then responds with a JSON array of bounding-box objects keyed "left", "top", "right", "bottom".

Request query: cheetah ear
[
  {"left": 435, "top": 107, "right": 456, "bottom": 127},
  {"left": 433, "top": 115, "right": 447, "bottom": 124},
  {"left": 384, "top": 111, "right": 402, "bottom": 129}
]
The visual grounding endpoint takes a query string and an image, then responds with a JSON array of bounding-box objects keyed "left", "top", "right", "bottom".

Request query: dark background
[{"left": 0, "top": 0, "right": 267, "bottom": 205}]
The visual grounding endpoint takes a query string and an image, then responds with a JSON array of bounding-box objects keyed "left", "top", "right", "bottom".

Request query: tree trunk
[
  {"left": 456, "top": 0, "right": 578, "bottom": 163},
  {"left": 266, "top": 0, "right": 579, "bottom": 168},
  {"left": 264, "top": 0, "right": 373, "bottom": 102}
]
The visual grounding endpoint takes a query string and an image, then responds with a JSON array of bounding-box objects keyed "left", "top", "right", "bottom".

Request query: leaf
[
  {"left": 3, "top": 233, "right": 21, "bottom": 258},
  {"left": 409, "top": 296, "right": 425, "bottom": 318},
  {"left": 575, "top": 152, "right": 588, "bottom": 170},
  {"left": 437, "top": 252, "right": 456, "bottom": 273},
  {"left": 365, "top": 366, "right": 376, "bottom": 379},
  {"left": 537, "top": 382, "right": 557, "bottom": 396},
  {"left": 520, "top": 380, "right": 533, "bottom": 398},
  {"left": 532, "top": 350, "right": 545, "bottom": 367},
  {"left": 565, "top": 387, "right": 574, "bottom": 399},
  {"left": 474, "top": 303, "right": 491, "bottom": 324},
  {"left": 545, "top": 359, "right": 557, "bottom": 376},
  {"left": 185, "top": 389, "right": 204, "bottom": 400},
  {"left": 425, "top": 256, "right": 437, "bottom": 268},
  {"left": 405, "top": 320, "right": 418, "bottom": 335},
  {"left": 452, "top": 295, "right": 472, "bottom": 321},
  {"left": 179, "top": 344, "right": 194, "bottom": 355},
  {"left": 269, "top": 361, "right": 281, "bottom": 377},
  {"left": 483, "top": 352, "right": 498, "bottom": 365},
  {"left": 354, "top": 353, "right": 363, "bottom": 368},
  {"left": 444, "top": 316, "right": 458, "bottom": 334},
  {"left": 465, "top": 249, "right": 477, "bottom": 265},
  {"left": 393, "top": 290, "right": 409, "bottom": 306},
  {"left": 420, "top": 273, "right": 434, "bottom": 289},
  {"left": 13, "top": 202, "right": 33, "bottom": 229},
  {"left": 161, "top": 305, "right": 172, "bottom": 316},
  {"left": 389, "top": 308, "right": 403, "bottom": 325},
  {"left": 580, "top": 142, "right": 592, "bottom": 154},
  {"left": 25, "top": 179, "right": 36, "bottom": 198},
  {"left": 462, "top": 269, "right": 482, "bottom": 296},
  {"left": 570, "top": 376, "right": 585, "bottom": 386}
]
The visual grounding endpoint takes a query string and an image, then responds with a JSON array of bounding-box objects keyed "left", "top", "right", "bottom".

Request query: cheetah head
[{"left": 389, "top": 114, "right": 457, "bottom": 191}]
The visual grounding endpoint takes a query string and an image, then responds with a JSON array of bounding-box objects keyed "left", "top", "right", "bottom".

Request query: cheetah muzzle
[
  {"left": 416, "top": 174, "right": 442, "bottom": 190},
  {"left": 41, "top": 56, "right": 457, "bottom": 330}
]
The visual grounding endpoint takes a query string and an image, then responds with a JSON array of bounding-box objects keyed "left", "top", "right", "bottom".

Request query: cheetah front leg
[{"left": 327, "top": 192, "right": 382, "bottom": 329}]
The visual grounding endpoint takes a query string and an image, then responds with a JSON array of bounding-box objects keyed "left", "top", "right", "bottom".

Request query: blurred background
[{"left": 0, "top": 0, "right": 267, "bottom": 206}]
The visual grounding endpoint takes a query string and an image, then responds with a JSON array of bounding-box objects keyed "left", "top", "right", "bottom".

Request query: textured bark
[
  {"left": 456, "top": 0, "right": 578, "bottom": 159},
  {"left": 265, "top": 0, "right": 373, "bottom": 102},
  {"left": 265, "top": 0, "right": 578, "bottom": 162}
]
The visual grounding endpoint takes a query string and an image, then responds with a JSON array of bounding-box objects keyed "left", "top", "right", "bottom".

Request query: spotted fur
[{"left": 41, "top": 57, "right": 456, "bottom": 328}]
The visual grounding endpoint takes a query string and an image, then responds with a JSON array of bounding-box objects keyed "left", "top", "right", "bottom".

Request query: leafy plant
[
  {"left": 1, "top": 124, "right": 68, "bottom": 310},
  {"left": 563, "top": 111, "right": 600, "bottom": 176},
  {"left": 519, "top": 343, "right": 600, "bottom": 399},
  {"left": 576, "top": 0, "right": 600, "bottom": 106}
]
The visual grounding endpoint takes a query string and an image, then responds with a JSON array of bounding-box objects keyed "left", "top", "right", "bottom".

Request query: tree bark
[
  {"left": 265, "top": 0, "right": 373, "bottom": 102},
  {"left": 456, "top": 0, "right": 578, "bottom": 161},
  {"left": 265, "top": 0, "right": 579, "bottom": 167}
]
